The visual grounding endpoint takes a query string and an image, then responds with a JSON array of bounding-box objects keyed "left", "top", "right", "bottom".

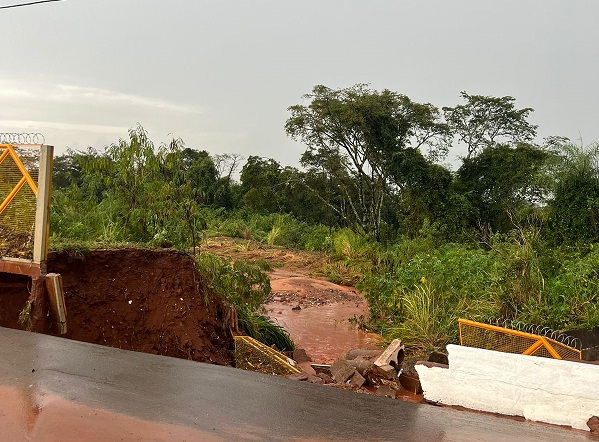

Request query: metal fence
[
  {"left": 459, "top": 318, "right": 582, "bottom": 360},
  {"left": 234, "top": 335, "right": 301, "bottom": 376},
  {"left": 0, "top": 144, "right": 40, "bottom": 260}
]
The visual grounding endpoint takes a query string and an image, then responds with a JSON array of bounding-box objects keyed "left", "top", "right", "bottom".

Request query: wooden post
[
  {"left": 46, "top": 273, "right": 67, "bottom": 334},
  {"left": 28, "top": 276, "right": 48, "bottom": 332},
  {"left": 30, "top": 145, "right": 53, "bottom": 332},
  {"left": 33, "top": 145, "right": 53, "bottom": 270}
]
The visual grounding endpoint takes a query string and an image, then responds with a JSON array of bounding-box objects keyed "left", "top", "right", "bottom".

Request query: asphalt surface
[{"left": 0, "top": 327, "right": 594, "bottom": 441}]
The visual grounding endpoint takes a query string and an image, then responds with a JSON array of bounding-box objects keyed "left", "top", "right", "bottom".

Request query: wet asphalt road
[{"left": 0, "top": 327, "right": 594, "bottom": 441}]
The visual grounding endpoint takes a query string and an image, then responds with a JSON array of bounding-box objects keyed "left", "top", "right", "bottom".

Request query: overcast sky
[{"left": 0, "top": 0, "right": 597, "bottom": 169}]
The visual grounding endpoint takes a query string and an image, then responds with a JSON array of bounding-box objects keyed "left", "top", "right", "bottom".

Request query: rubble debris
[
  {"left": 428, "top": 350, "right": 449, "bottom": 365},
  {"left": 291, "top": 342, "right": 426, "bottom": 402},
  {"left": 311, "top": 363, "right": 332, "bottom": 377},
  {"left": 331, "top": 358, "right": 356, "bottom": 383},
  {"left": 349, "top": 371, "right": 366, "bottom": 388},
  {"left": 373, "top": 364, "right": 397, "bottom": 380},
  {"left": 317, "top": 373, "right": 333, "bottom": 384},
  {"left": 400, "top": 357, "right": 425, "bottom": 394},
  {"left": 346, "top": 357, "right": 375, "bottom": 375},
  {"left": 346, "top": 349, "right": 383, "bottom": 360},
  {"left": 587, "top": 416, "right": 599, "bottom": 433},
  {"left": 373, "top": 339, "right": 404, "bottom": 368}
]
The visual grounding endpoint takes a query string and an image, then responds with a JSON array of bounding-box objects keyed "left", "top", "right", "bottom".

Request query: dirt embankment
[{"left": 0, "top": 248, "right": 234, "bottom": 366}]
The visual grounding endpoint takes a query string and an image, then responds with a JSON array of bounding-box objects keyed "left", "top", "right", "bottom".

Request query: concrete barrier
[{"left": 415, "top": 344, "right": 599, "bottom": 431}]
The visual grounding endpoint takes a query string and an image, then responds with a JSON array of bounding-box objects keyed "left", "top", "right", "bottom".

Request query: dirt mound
[{"left": 0, "top": 248, "right": 234, "bottom": 366}]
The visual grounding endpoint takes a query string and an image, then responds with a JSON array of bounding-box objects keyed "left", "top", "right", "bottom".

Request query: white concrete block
[{"left": 416, "top": 344, "right": 599, "bottom": 431}]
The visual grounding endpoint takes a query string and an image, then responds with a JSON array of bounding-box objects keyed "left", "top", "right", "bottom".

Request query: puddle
[{"left": 0, "top": 385, "right": 223, "bottom": 442}]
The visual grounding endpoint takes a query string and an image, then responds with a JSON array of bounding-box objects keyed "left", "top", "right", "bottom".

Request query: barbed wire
[
  {"left": 0, "top": 0, "right": 65, "bottom": 10},
  {"left": 489, "top": 317, "right": 582, "bottom": 350},
  {"left": 0, "top": 133, "right": 45, "bottom": 145}
]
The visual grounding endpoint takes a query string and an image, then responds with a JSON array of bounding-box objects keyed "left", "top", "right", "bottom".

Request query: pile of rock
[{"left": 286, "top": 339, "right": 448, "bottom": 399}]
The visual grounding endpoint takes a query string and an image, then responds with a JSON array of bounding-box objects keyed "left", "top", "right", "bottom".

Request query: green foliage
[
  {"left": 443, "top": 92, "right": 538, "bottom": 158},
  {"left": 51, "top": 125, "right": 207, "bottom": 251},
  {"left": 195, "top": 253, "right": 270, "bottom": 311},
  {"left": 455, "top": 143, "right": 550, "bottom": 232},
  {"left": 196, "top": 252, "right": 294, "bottom": 350},
  {"left": 236, "top": 308, "right": 295, "bottom": 351},
  {"left": 547, "top": 142, "right": 599, "bottom": 244},
  {"left": 525, "top": 245, "right": 599, "bottom": 330},
  {"left": 377, "top": 283, "right": 472, "bottom": 352},
  {"left": 359, "top": 241, "right": 500, "bottom": 326},
  {"left": 286, "top": 84, "right": 451, "bottom": 240}
]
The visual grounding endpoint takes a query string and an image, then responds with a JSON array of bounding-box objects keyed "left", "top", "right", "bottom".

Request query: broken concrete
[
  {"left": 373, "top": 339, "right": 404, "bottom": 368},
  {"left": 349, "top": 371, "right": 366, "bottom": 388},
  {"left": 416, "top": 344, "right": 599, "bottom": 431},
  {"left": 346, "top": 357, "right": 375, "bottom": 375},
  {"left": 330, "top": 358, "right": 356, "bottom": 384},
  {"left": 311, "top": 363, "right": 332, "bottom": 377},
  {"left": 373, "top": 364, "right": 397, "bottom": 380},
  {"left": 587, "top": 416, "right": 599, "bottom": 433},
  {"left": 346, "top": 349, "right": 383, "bottom": 360},
  {"left": 292, "top": 348, "right": 312, "bottom": 364}
]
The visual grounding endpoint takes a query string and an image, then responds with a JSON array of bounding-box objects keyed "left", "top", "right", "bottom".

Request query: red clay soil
[{"left": 0, "top": 248, "right": 234, "bottom": 366}]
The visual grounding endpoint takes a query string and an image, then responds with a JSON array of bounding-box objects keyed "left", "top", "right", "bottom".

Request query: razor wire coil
[
  {"left": 490, "top": 318, "right": 582, "bottom": 350},
  {"left": 0, "top": 133, "right": 45, "bottom": 145}
]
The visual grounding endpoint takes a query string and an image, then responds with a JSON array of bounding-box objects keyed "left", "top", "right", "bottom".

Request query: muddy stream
[{"left": 263, "top": 269, "right": 381, "bottom": 366}]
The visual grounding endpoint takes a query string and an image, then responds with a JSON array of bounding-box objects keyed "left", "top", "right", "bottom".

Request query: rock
[
  {"left": 316, "top": 373, "right": 333, "bottom": 384},
  {"left": 331, "top": 358, "right": 357, "bottom": 384},
  {"left": 293, "top": 348, "right": 312, "bottom": 363},
  {"left": 286, "top": 373, "right": 308, "bottom": 382},
  {"left": 588, "top": 416, "right": 599, "bottom": 433},
  {"left": 311, "top": 364, "right": 332, "bottom": 377},
  {"left": 307, "top": 374, "right": 324, "bottom": 384},
  {"left": 401, "top": 357, "right": 423, "bottom": 377},
  {"left": 349, "top": 371, "right": 366, "bottom": 388},
  {"left": 291, "top": 305, "right": 301, "bottom": 311},
  {"left": 374, "top": 364, "right": 397, "bottom": 380},
  {"left": 428, "top": 350, "right": 449, "bottom": 365},
  {"left": 373, "top": 339, "right": 404, "bottom": 368},
  {"left": 346, "top": 349, "right": 383, "bottom": 360},
  {"left": 346, "top": 357, "right": 374, "bottom": 375},
  {"left": 375, "top": 384, "right": 396, "bottom": 399},
  {"left": 399, "top": 372, "right": 422, "bottom": 394}
]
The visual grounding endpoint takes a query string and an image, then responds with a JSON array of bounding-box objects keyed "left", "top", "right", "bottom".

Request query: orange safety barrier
[{"left": 458, "top": 318, "right": 582, "bottom": 360}]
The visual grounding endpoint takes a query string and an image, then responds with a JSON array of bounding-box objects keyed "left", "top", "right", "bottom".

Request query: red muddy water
[{"left": 265, "top": 269, "right": 381, "bottom": 364}]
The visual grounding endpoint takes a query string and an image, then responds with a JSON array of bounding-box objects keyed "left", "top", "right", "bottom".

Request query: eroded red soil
[{"left": 0, "top": 248, "right": 234, "bottom": 366}]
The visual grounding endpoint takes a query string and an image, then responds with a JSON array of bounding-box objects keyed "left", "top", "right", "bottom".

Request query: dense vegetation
[{"left": 50, "top": 84, "right": 599, "bottom": 352}]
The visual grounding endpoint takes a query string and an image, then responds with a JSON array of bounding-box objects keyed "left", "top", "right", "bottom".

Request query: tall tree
[
  {"left": 443, "top": 92, "right": 538, "bottom": 158},
  {"left": 547, "top": 142, "right": 599, "bottom": 243},
  {"left": 239, "top": 156, "right": 285, "bottom": 213},
  {"left": 455, "top": 143, "right": 549, "bottom": 232},
  {"left": 285, "top": 84, "right": 450, "bottom": 240}
]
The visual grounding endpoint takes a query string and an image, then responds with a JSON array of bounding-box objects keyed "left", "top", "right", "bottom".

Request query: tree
[
  {"left": 443, "top": 92, "right": 538, "bottom": 158},
  {"left": 179, "top": 148, "right": 218, "bottom": 204},
  {"left": 455, "top": 143, "right": 550, "bottom": 232},
  {"left": 547, "top": 142, "right": 599, "bottom": 243},
  {"left": 239, "top": 156, "right": 284, "bottom": 213},
  {"left": 285, "top": 84, "right": 450, "bottom": 240}
]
